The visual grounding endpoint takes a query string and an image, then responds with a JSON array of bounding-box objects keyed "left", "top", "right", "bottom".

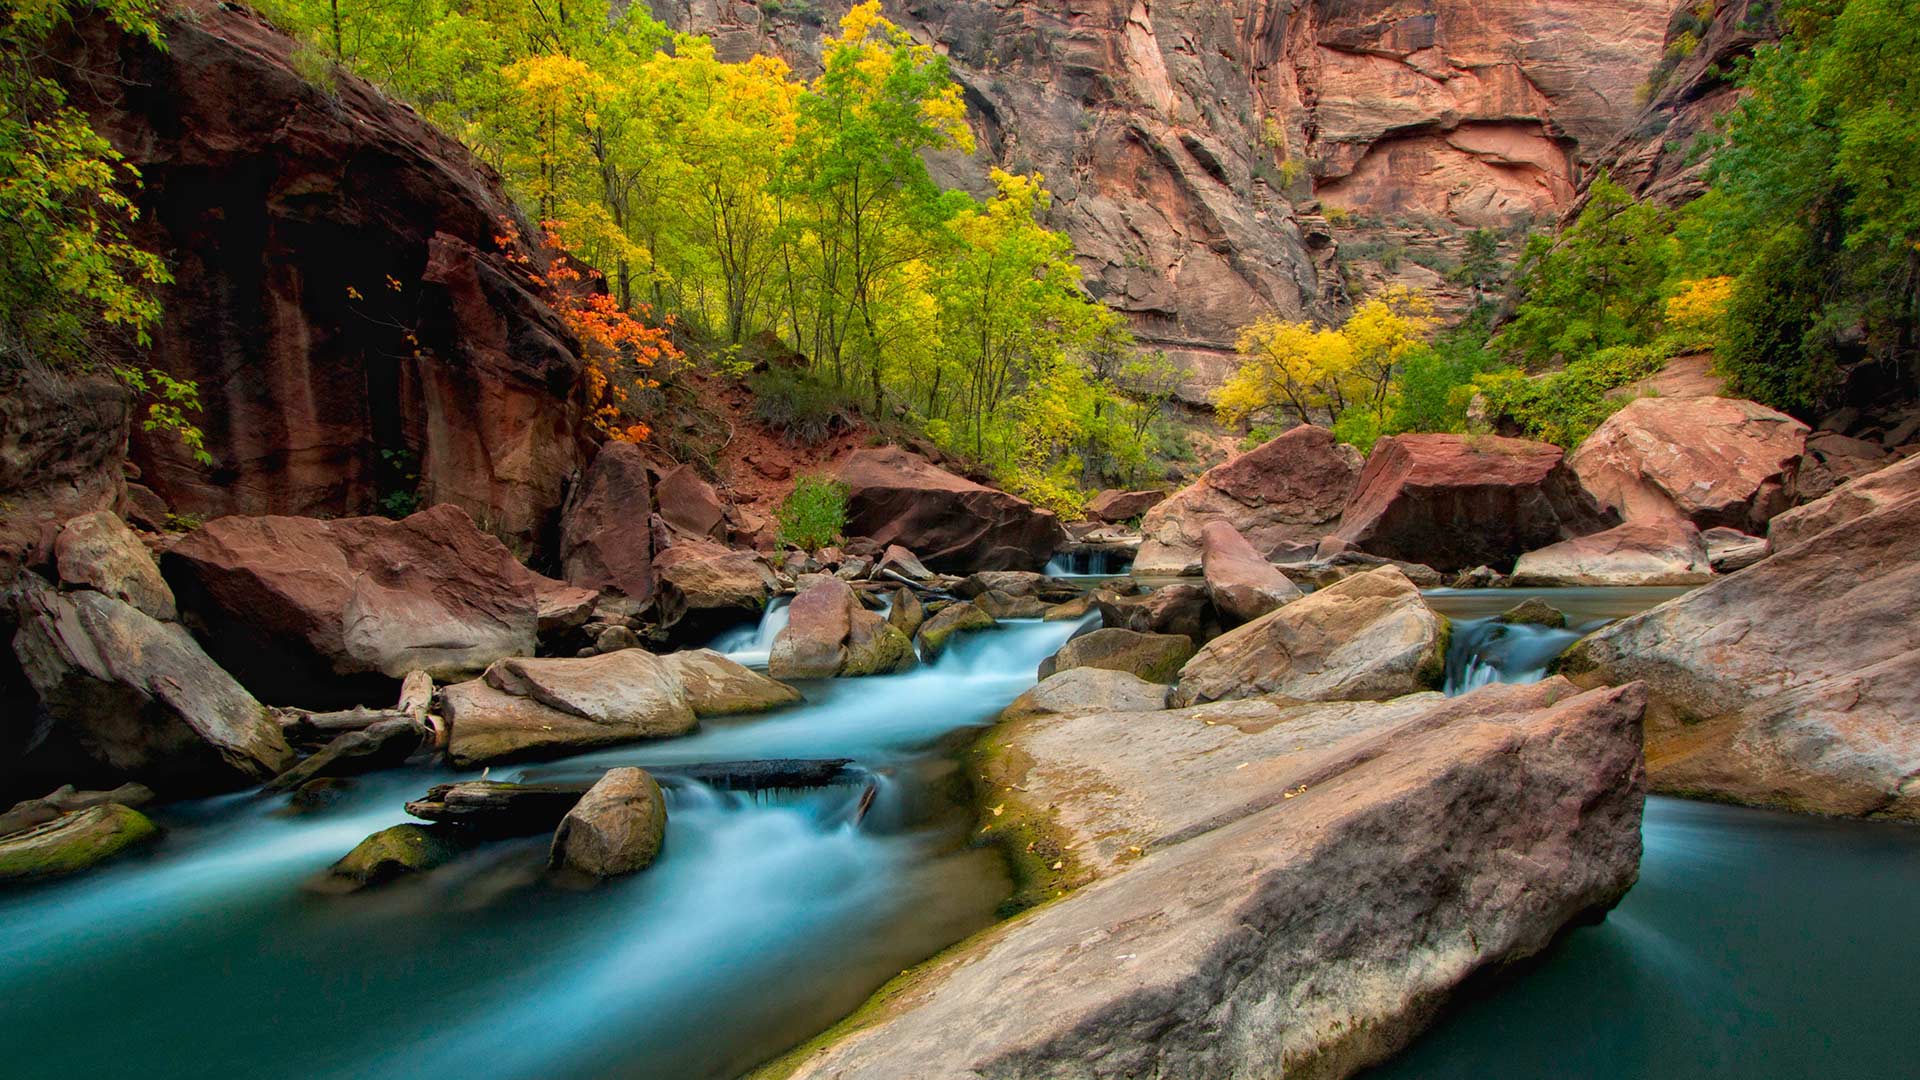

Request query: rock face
[
  {"left": 784, "top": 678, "right": 1646, "bottom": 1078},
  {"left": 53, "top": 511, "right": 176, "bottom": 621},
  {"left": 549, "top": 767, "right": 668, "bottom": 880},
  {"left": 55, "top": 0, "right": 589, "bottom": 552},
  {"left": 1200, "top": 520, "right": 1302, "bottom": 624},
  {"left": 1330, "top": 433, "right": 1613, "bottom": 573},
  {"left": 1136, "top": 426, "right": 1363, "bottom": 576},
  {"left": 162, "top": 505, "right": 538, "bottom": 706},
  {"left": 559, "top": 441, "right": 654, "bottom": 606},
  {"left": 0, "top": 371, "right": 129, "bottom": 575},
  {"left": 1570, "top": 397, "right": 1809, "bottom": 534},
  {"left": 837, "top": 448, "right": 1066, "bottom": 573},
  {"left": 1038, "top": 628, "right": 1195, "bottom": 685},
  {"left": 1768, "top": 453, "right": 1920, "bottom": 554},
  {"left": 1172, "top": 566, "right": 1445, "bottom": 707},
  {"left": 999, "top": 667, "right": 1171, "bottom": 723},
  {"left": 1560, "top": 492, "right": 1920, "bottom": 818},
  {"left": 9, "top": 574, "right": 296, "bottom": 794},
  {"left": 1511, "top": 520, "right": 1713, "bottom": 588}
]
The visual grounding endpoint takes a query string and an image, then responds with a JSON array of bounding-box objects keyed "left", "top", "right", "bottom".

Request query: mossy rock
[
  {"left": 843, "top": 621, "right": 916, "bottom": 676},
  {"left": 916, "top": 601, "right": 996, "bottom": 660},
  {"left": 316, "top": 823, "right": 469, "bottom": 892},
  {"left": 0, "top": 804, "right": 159, "bottom": 884},
  {"left": 1499, "top": 598, "right": 1568, "bottom": 628},
  {"left": 1037, "top": 628, "right": 1195, "bottom": 685}
]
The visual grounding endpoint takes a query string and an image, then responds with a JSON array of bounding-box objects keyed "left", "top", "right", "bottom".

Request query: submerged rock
[
  {"left": 787, "top": 679, "right": 1646, "bottom": 1079},
  {"left": 1571, "top": 396, "right": 1808, "bottom": 533},
  {"left": 1510, "top": 520, "right": 1712, "bottom": 587},
  {"left": 1038, "top": 628, "right": 1195, "bottom": 685},
  {"left": 549, "top": 767, "right": 667, "bottom": 880},
  {"left": 0, "top": 803, "right": 159, "bottom": 884},
  {"left": 317, "top": 824, "right": 469, "bottom": 892},
  {"left": 1171, "top": 566, "right": 1445, "bottom": 707}
]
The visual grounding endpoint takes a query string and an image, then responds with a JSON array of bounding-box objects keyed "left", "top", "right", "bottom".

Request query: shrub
[
  {"left": 1471, "top": 344, "right": 1670, "bottom": 447},
  {"left": 776, "top": 475, "right": 848, "bottom": 550},
  {"left": 749, "top": 367, "right": 851, "bottom": 444}
]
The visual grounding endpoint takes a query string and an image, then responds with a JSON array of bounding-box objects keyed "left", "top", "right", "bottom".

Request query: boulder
[
  {"left": 1135, "top": 426, "right": 1363, "bottom": 576},
  {"left": 1043, "top": 595, "right": 1094, "bottom": 621},
  {"left": 161, "top": 505, "right": 538, "bottom": 706},
  {"left": 1329, "top": 433, "right": 1614, "bottom": 573},
  {"left": 836, "top": 447, "right": 1068, "bottom": 572},
  {"left": 1500, "top": 598, "right": 1568, "bottom": 628},
  {"left": 1094, "top": 583, "right": 1214, "bottom": 640},
  {"left": 654, "top": 464, "right": 728, "bottom": 543},
  {"left": 875, "top": 545, "right": 933, "bottom": 583},
  {"left": 1767, "top": 452, "right": 1920, "bottom": 553},
  {"left": 1171, "top": 566, "right": 1446, "bottom": 707},
  {"left": 972, "top": 590, "right": 1048, "bottom": 620},
  {"left": 53, "top": 511, "right": 175, "bottom": 620},
  {"left": 0, "top": 371, "right": 128, "bottom": 576},
  {"left": 1084, "top": 489, "right": 1167, "bottom": 524},
  {"left": 1038, "top": 628, "right": 1195, "bottom": 684},
  {"left": 1570, "top": 396, "right": 1809, "bottom": 533},
  {"left": 841, "top": 606, "right": 916, "bottom": 676},
  {"left": 770, "top": 575, "right": 913, "bottom": 679},
  {"left": 1200, "top": 520, "right": 1302, "bottom": 624},
  {"left": 549, "top": 767, "right": 668, "bottom": 880},
  {"left": 317, "top": 824, "right": 469, "bottom": 892},
  {"left": 559, "top": 441, "right": 654, "bottom": 604},
  {"left": 1291, "top": 547, "right": 1447, "bottom": 589},
  {"left": 443, "top": 650, "right": 699, "bottom": 765},
  {"left": 1510, "top": 520, "right": 1712, "bottom": 587},
  {"left": 9, "top": 575, "right": 296, "bottom": 793},
  {"left": 1701, "top": 527, "right": 1769, "bottom": 574},
  {"left": 661, "top": 649, "right": 801, "bottom": 715},
  {"left": 0, "top": 803, "right": 160, "bottom": 885},
  {"left": 954, "top": 571, "right": 1079, "bottom": 602},
  {"left": 0, "top": 783, "right": 154, "bottom": 839},
  {"left": 651, "top": 540, "right": 777, "bottom": 638},
  {"left": 999, "top": 668, "right": 1171, "bottom": 722},
  {"left": 886, "top": 588, "right": 924, "bottom": 638},
  {"left": 916, "top": 601, "right": 996, "bottom": 659},
  {"left": 787, "top": 679, "right": 1646, "bottom": 1078},
  {"left": 1559, "top": 491, "right": 1920, "bottom": 818},
  {"left": 265, "top": 719, "right": 425, "bottom": 793},
  {"left": 531, "top": 576, "right": 598, "bottom": 636}
]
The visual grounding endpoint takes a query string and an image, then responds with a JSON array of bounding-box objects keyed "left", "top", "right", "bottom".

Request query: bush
[
  {"left": 1714, "top": 227, "right": 1837, "bottom": 416},
  {"left": 1471, "top": 344, "right": 1670, "bottom": 447},
  {"left": 776, "top": 475, "right": 848, "bottom": 550},
  {"left": 749, "top": 367, "right": 851, "bottom": 445},
  {"left": 1331, "top": 406, "right": 1384, "bottom": 455}
]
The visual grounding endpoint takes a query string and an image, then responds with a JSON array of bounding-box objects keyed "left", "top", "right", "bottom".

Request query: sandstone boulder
[
  {"left": 953, "top": 571, "right": 1078, "bottom": 602},
  {"left": 885, "top": 588, "right": 924, "bottom": 638},
  {"left": 1701, "top": 527, "right": 1769, "bottom": 574},
  {"left": 9, "top": 574, "right": 296, "bottom": 793},
  {"left": 999, "top": 668, "right": 1171, "bottom": 722},
  {"left": 662, "top": 649, "right": 801, "bottom": 715},
  {"left": 162, "top": 505, "right": 537, "bottom": 706},
  {"left": 651, "top": 540, "right": 778, "bottom": 639},
  {"left": 1560, "top": 491, "right": 1920, "bottom": 818},
  {"left": 786, "top": 679, "right": 1646, "bottom": 1078},
  {"left": 837, "top": 447, "right": 1068, "bottom": 572},
  {"left": 1094, "top": 583, "right": 1214, "bottom": 640},
  {"left": 1570, "top": 396, "right": 1808, "bottom": 533},
  {"left": 1200, "top": 520, "right": 1301, "bottom": 625},
  {"left": 916, "top": 601, "right": 995, "bottom": 660},
  {"left": 972, "top": 590, "right": 1048, "bottom": 620},
  {"left": 654, "top": 464, "right": 728, "bottom": 543},
  {"left": 769, "top": 575, "right": 912, "bottom": 679},
  {"left": 1084, "top": 489, "right": 1166, "bottom": 524},
  {"left": 53, "top": 511, "right": 175, "bottom": 620},
  {"left": 1329, "top": 433, "right": 1613, "bottom": 573},
  {"left": 875, "top": 545, "right": 933, "bottom": 583},
  {"left": 444, "top": 650, "right": 698, "bottom": 765},
  {"left": 549, "top": 767, "right": 668, "bottom": 880},
  {"left": 1171, "top": 566, "right": 1446, "bottom": 707},
  {"left": 1135, "top": 426, "right": 1362, "bottom": 576},
  {"left": 1767, "top": 452, "right": 1920, "bottom": 553},
  {"left": 1038, "top": 628, "right": 1195, "bottom": 685},
  {"left": 1500, "top": 598, "right": 1568, "bottom": 628},
  {"left": 559, "top": 441, "right": 654, "bottom": 605},
  {"left": 0, "top": 803, "right": 160, "bottom": 885},
  {"left": 1510, "top": 520, "right": 1712, "bottom": 587}
]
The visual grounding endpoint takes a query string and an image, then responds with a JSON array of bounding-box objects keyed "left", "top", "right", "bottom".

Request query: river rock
[
  {"left": 559, "top": 441, "right": 654, "bottom": 605},
  {"left": 786, "top": 679, "right": 1646, "bottom": 1078},
  {"left": 837, "top": 447, "right": 1068, "bottom": 572},
  {"left": 886, "top": 588, "right": 924, "bottom": 638},
  {"left": 161, "top": 505, "right": 538, "bottom": 706},
  {"left": 0, "top": 803, "right": 160, "bottom": 884},
  {"left": 1328, "top": 433, "right": 1614, "bottom": 573},
  {"left": 1084, "top": 489, "right": 1166, "bottom": 524},
  {"left": 549, "top": 767, "right": 668, "bottom": 880},
  {"left": 265, "top": 718, "right": 425, "bottom": 793},
  {"left": 663, "top": 649, "right": 801, "bottom": 715},
  {"left": 842, "top": 604, "right": 916, "bottom": 676},
  {"left": 444, "top": 650, "right": 698, "bottom": 765},
  {"left": 1559, "top": 490, "right": 1920, "bottom": 818},
  {"left": 1701, "top": 527, "right": 1769, "bottom": 573},
  {"left": 53, "top": 511, "right": 176, "bottom": 620},
  {"left": 318, "top": 824, "right": 469, "bottom": 892},
  {"left": 651, "top": 540, "right": 778, "bottom": 638},
  {"left": 1094, "top": 583, "right": 1214, "bottom": 641},
  {"left": 1043, "top": 595, "right": 1094, "bottom": 621},
  {"left": 405, "top": 780, "right": 591, "bottom": 834},
  {"left": 1510, "top": 520, "right": 1712, "bottom": 587},
  {"left": 1171, "top": 566, "right": 1446, "bottom": 707},
  {"left": 0, "top": 783, "right": 155, "bottom": 839},
  {"left": 1570, "top": 396, "right": 1809, "bottom": 533},
  {"left": 999, "top": 668, "right": 1171, "bottom": 722},
  {"left": 1767, "top": 452, "right": 1920, "bottom": 553},
  {"left": 9, "top": 574, "right": 296, "bottom": 793},
  {"left": 916, "top": 601, "right": 995, "bottom": 660},
  {"left": 972, "top": 590, "right": 1048, "bottom": 620},
  {"left": 1135, "top": 426, "right": 1363, "bottom": 576},
  {"left": 1038, "top": 628, "right": 1195, "bottom": 685},
  {"left": 1500, "top": 598, "right": 1568, "bottom": 628},
  {"left": 770, "top": 576, "right": 852, "bottom": 679},
  {"left": 875, "top": 545, "right": 933, "bottom": 583},
  {"left": 953, "top": 571, "right": 1079, "bottom": 602},
  {"left": 1200, "top": 520, "right": 1302, "bottom": 625}
]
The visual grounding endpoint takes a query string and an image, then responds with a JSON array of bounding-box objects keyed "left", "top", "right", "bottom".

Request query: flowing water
[{"left": 0, "top": 614, "right": 1090, "bottom": 1080}]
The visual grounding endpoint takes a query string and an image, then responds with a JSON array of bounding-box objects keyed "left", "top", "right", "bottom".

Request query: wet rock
[
  {"left": 161, "top": 505, "right": 538, "bottom": 706},
  {"left": 1767, "top": 452, "right": 1920, "bottom": 554},
  {"left": 0, "top": 803, "right": 159, "bottom": 884},
  {"left": 972, "top": 590, "right": 1048, "bottom": 620},
  {"left": 1329, "top": 433, "right": 1613, "bottom": 573},
  {"left": 8, "top": 573, "right": 295, "bottom": 793},
  {"left": 317, "top": 824, "right": 469, "bottom": 892},
  {"left": 1000, "top": 668, "right": 1171, "bottom": 722},
  {"left": 837, "top": 447, "right": 1068, "bottom": 572},
  {"left": 1510, "top": 520, "right": 1712, "bottom": 587},
  {"left": 1171, "top": 566, "right": 1446, "bottom": 707},
  {"left": 559, "top": 441, "right": 654, "bottom": 605},
  {"left": 1451, "top": 565, "right": 1508, "bottom": 589},
  {"left": 1200, "top": 520, "right": 1301, "bottom": 625},
  {"left": 1043, "top": 595, "right": 1094, "bottom": 622},
  {"left": 1701, "top": 527, "right": 1769, "bottom": 574},
  {"left": 443, "top": 651, "right": 699, "bottom": 766},
  {"left": 549, "top": 767, "right": 667, "bottom": 880},
  {"left": 915, "top": 601, "right": 996, "bottom": 660},
  {"left": 265, "top": 718, "right": 425, "bottom": 793},
  {"left": 283, "top": 777, "right": 356, "bottom": 815},
  {"left": 662, "top": 649, "right": 801, "bottom": 716},
  {"left": 0, "top": 783, "right": 155, "bottom": 839},
  {"left": 53, "top": 511, "right": 175, "bottom": 620},
  {"left": 1038, "top": 628, "right": 1195, "bottom": 685},
  {"left": 1084, "top": 489, "right": 1167, "bottom": 524},
  {"left": 841, "top": 607, "right": 916, "bottom": 677},
  {"left": 1500, "top": 598, "right": 1568, "bottom": 628},
  {"left": 770, "top": 575, "right": 913, "bottom": 678},
  {"left": 886, "top": 588, "right": 924, "bottom": 638},
  {"left": 1559, "top": 491, "right": 1920, "bottom": 819},
  {"left": 954, "top": 571, "right": 1079, "bottom": 603},
  {"left": 1570, "top": 396, "right": 1808, "bottom": 533},
  {"left": 1094, "top": 583, "right": 1214, "bottom": 641},
  {"left": 1136, "top": 426, "right": 1363, "bottom": 576},
  {"left": 405, "top": 781, "right": 590, "bottom": 835}
]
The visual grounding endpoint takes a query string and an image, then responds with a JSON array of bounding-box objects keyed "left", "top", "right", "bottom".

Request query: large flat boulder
[
  {"left": 1329, "top": 433, "right": 1613, "bottom": 573},
  {"left": 1200, "top": 519, "right": 1302, "bottom": 624},
  {"left": 162, "top": 505, "right": 538, "bottom": 706},
  {"left": 1135, "top": 425, "right": 1362, "bottom": 576},
  {"left": 9, "top": 575, "right": 296, "bottom": 793},
  {"left": 1560, "top": 491, "right": 1920, "bottom": 818},
  {"left": 1511, "top": 520, "right": 1712, "bottom": 587},
  {"left": 836, "top": 447, "right": 1068, "bottom": 573},
  {"left": 651, "top": 539, "right": 778, "bottom": 639},
  {"left": 53, "top": 511, "right": 175, "bottom": 621},
  {"left": 783, "top": 678, "right": 1646, "bottom": 1079},
  {"left": 1171, "top": 565, "right": 1445, "bottom": 707},
  {"left": 1767, "top": 452, "right": 1920, "bottom": 554},
  {"left": 1570, "top": 396, "right": 1808, "bottom": 533},
  {"left": 559, "top": 441, "right": 654, "bottom": 605}
]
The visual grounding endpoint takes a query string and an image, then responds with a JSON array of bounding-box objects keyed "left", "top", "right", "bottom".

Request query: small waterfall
[
  {"left": 1442, "top": 616, "right": 1590, "bottom": 695},
  {"left": 1044, "top": 547, "right": 1133, "bottom": 577},
  {"left": 707, "top": 596, "right": 792, "bottom": 667}
]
